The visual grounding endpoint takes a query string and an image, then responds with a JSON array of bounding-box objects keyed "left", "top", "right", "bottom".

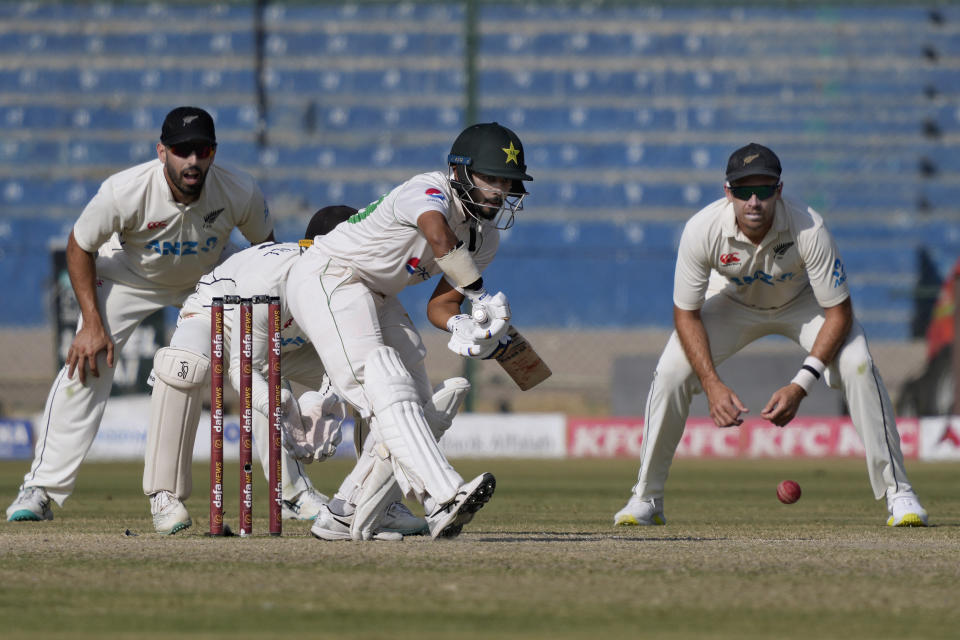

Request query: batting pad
[
  {"left": 349, "top": 441, "right": 398, "bottom": 540},
  {"left": 364, "top": 346, "right": 462, "bottom": 505},
  {"left": 423, "top": 377, "right": 471, "bottom": 439},
  {"left": 143, "top": 348, "right": 210, "bottom": 498}
]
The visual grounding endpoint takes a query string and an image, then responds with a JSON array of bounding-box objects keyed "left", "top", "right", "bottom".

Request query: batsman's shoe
[
  {"left": 886, "top": 490, "right": 928, "bottom": 527},
  {"left": 614, "top": 495, "right": 665, "bottom": 526},
  {"left": 281, "top": 488, "right": 330, "bottom": 521},
  {"left": 380, "top": 501, "right": 428, "bottom": 535},
  {"left": 426, "top": 472, "right": 496, "bottom": 540},
  {"left": 310, "top": 504, "right": 402, "bottom": 541},
  {"left": 6, "top": 486, "right": 54, "bottom": 522},
  {"left": 150, "top": 491, "right": 192, "bottom": 535}
]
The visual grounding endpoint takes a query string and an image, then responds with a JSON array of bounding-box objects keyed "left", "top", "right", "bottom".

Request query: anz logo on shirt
[
  {"left": 832, "top": 259, "right": 847, "bottom": 288},
  {"left": 145, "top": 236, "right": 218, "bottom": 256},
  {"left": 281, "top": 335, "right": 306, "bottom": 348},
  {"left": 728, "top": 269, "right": 797, "bottom": 288}
]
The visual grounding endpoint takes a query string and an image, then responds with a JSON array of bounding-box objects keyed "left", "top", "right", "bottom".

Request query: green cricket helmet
[{"left": 447, "top": 122, "right": 532, "bottom": 229}]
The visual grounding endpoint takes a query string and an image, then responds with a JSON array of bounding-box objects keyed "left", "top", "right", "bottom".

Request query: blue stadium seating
[{"left": 0, "top": 1, "right": 957, "bottom": 338}]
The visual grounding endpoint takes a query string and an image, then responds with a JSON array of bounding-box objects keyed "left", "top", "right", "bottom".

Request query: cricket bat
[{"left": 494, "top": 326, "right": 552, "bottom": 391}]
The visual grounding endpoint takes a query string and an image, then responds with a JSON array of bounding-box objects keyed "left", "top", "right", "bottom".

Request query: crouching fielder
[
  {"left": 287, "top": 122, "right": 533, "bottom": 540},
  {"left": 142, "top": 208, "right": 358, "bottom": 534},
  {"left": 613, "top": 143, "right": 927, "bottom": 529}
]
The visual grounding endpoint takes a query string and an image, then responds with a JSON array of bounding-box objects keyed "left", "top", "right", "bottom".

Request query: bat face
[{"left": 495, "top": 326, "right": 552, "bottom": 390}]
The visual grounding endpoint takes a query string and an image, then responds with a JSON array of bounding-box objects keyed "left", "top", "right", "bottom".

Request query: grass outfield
[{"left": 1, "top": 457, "right": 957, "bottom": 639}]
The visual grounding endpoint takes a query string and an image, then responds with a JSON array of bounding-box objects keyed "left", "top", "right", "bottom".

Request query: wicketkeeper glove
[{"left": 279, "top": 388, "right": 345, "bottom": 462}]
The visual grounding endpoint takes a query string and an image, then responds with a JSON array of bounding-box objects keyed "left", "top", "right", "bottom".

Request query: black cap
[
  {"left": 725, "top": 143, "right": 781, "bottom": 183},
  {"left": 160, "top": 106, "right": 216, "bottom": 146},
  {"left": 304, "top": 205, "right": 358, "bottom": 238}
]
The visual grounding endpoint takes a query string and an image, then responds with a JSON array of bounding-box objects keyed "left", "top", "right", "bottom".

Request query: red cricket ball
[{"left": 777, "top": 480, "right": 802, "bottom": 504}]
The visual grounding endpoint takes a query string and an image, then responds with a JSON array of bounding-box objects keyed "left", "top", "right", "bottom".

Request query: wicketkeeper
[{"left": 143, "top": 206, "right": 430, "bottom": 537}]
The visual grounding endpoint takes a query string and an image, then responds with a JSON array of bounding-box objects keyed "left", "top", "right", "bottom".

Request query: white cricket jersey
[
  {"left": 181, "top": 242, "right": 312, "bottom": 416},
  {"left": 73, "top": 159, "right": 273, "bottom": 291},
  {"left": 673, "top": 196, "right": 850, "bottom": 311},
  {"left": 310, "top": 171, "right": 500, "bottom": 295}
]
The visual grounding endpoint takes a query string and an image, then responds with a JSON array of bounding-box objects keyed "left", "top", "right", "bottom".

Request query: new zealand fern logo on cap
[{"left": 502, "top": 141, "right": 520, "bottom": 165}]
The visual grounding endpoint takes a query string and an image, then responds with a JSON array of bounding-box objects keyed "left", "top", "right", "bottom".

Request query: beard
[{"left": 172, "top": 166, "right": 207, "bottom": 197}]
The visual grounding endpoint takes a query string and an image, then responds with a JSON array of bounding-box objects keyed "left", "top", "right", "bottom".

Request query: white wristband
[
  {"left": 435, "top": 242, "right": 482, "bottom": 289},
  {"left": 790, "top": 356, "right": 825, "bottom": 393}
]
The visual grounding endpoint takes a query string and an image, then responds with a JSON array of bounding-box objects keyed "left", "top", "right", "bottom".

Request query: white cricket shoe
[
  {"left": 6, "top": 486, "right": 54, "bottom": 522},
  {"left": 150, "top": 490, "right": 192, "bottom": 535},
  {"left": 282, "top": 488, "right": 330, "bottom": 521},
  {"left": 380, "top": 501, "right": 428, "bottom": 535},
  {"left": 426, "top": 472, "right": 496, "bottom": 540},
  {"left": 614, "top": 495, "right": 665, "bottom": 526},
  {"left": 886, "top": 490, "right": 928, "bottom": 527},
  {"left": 310, "top": 504, "right": 402, "bottom": 541}
]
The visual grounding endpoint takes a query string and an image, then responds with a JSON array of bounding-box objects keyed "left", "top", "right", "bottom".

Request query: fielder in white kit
[
  {"left": 7, "top": 107, "right": 275, "bottom": 522},
  {"left": 286, "top": 122, "right": 532, "bottom": 540},
  {"left": 614, "top": 143, "right": 928, "bottom": 528},
  {"left": 143, "top": 206, "right": 426, "bottom": 536}
]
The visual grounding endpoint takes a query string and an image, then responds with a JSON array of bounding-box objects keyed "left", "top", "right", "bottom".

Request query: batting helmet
[{"left": 448, "top": 122, "right": 532, "bottom": 229}]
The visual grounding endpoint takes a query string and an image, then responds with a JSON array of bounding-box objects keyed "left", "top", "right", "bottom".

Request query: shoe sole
[
  {"left": 436, "top": 473, "right": 496, "bottom": 539},
  {"left": 157, "top": 519, "right": 192, "bottom": 535},
  {"left": 7, "top": 509, "right": 53, "bottom": 522},
  {"left": 614, "top": 513, "right": 665, "bottom": 526},
  {"left": 887, "top": 513, "right": 928, "bottom": 527},
  {"left": 311, "top": 526, "right": 403, "bottom": 541},
  {"left": 311, "top": 527, "right": 352, "bottom": 540}
]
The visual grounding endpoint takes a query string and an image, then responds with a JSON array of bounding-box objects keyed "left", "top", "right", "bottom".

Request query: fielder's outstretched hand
[{"left": 761, "top": 384, "right": 806, "bottom": 427}]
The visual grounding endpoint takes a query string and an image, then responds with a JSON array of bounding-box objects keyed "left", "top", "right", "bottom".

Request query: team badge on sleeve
[
  {"left": 832, "top": 259, "right": 847, "bottom": 287},
  {"left": 405, "top": 257, "right": 430, "bottom": 280}
]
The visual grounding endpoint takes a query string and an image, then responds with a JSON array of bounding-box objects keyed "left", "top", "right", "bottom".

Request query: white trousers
[
  {"left": 23, "top": 278, "right": 191, "bottom": 505},
  {"left": 285, "top": 255, "right": 442, "bottom": 502},
  {"left": 285, "top": 257, "right": 432, "bottom": 412},
  {"left": 632, "top": 292, "right": 912, "bottom": 502},
  {"left": 141, "top": 313, "right": 323, "bottom": 501}
]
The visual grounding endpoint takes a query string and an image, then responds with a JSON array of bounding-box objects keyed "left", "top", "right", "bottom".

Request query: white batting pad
[
  {"left": 363, "top": 346, "right": 462, "bottom": 504},
  {"left": 153, "top": 347, "right": 210, "bottom": 390},
  {"left": 423, "top": 377, "right": 471, "bottom": 439},
  {"left": 142, "top": 349, "right": 210, "bottom": 498},
  {"left": 349, "top": 441, "right": 400, "bottom": 540}
]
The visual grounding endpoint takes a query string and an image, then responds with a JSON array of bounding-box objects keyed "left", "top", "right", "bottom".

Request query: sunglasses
[
  {"left": 168, "top": 143, "right": 216, "bottom": 159},
  {"left": 727, "top": 183, "right": 780, "bottom": 201}
]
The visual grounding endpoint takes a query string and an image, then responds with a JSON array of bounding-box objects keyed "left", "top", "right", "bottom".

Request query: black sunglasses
[
  {"left": 727, "top": 183, "right": 780, "bottom": 201},
  {"left": 168, "top": 143, "right": 216, "bottom": 159}
]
